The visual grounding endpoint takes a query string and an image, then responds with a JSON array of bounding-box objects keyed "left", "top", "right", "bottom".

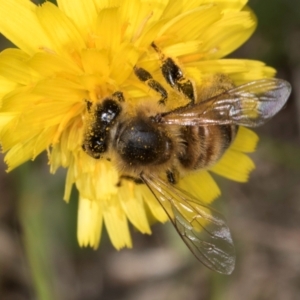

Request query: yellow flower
[{"left": 0, "top": 0, "right": 274, "bottom": 250}]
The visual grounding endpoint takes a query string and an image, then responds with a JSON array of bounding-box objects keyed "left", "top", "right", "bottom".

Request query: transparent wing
[
  {"left": 140, "top": 173, "right": 235, "bottom": 275},
  {"left": 158, "top": 79, "right": 291, "bottom": 127}
]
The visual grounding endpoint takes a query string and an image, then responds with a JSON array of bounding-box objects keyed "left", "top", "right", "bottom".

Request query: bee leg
[
  {"left": 166, "top": 169, "right": 179, "bottom": 185},
  {"left": 134, "top": 66, "right": 168, "bottom": 105},
  {"left": 151, "top": 42, "right": 195, "bottom": 104},
  {"left": 120, "top": 175, "right": 144, "bottom": 184}
]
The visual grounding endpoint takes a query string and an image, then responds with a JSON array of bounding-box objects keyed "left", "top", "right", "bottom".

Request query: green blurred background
[{"left": 0, "top": 0, "right": 299, "bottom": 299}]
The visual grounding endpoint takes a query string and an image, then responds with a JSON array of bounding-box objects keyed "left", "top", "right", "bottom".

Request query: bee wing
[
  {"left": 159, "top": 79, "right": 291, "bottom": 127},
  {"left": 140, "top": 173, "right": 235, "bottom": 275}
]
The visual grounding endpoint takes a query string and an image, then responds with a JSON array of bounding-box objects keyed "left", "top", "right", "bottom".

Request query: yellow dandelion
[{"left": 0, "top": 0, "right": 291, "bottom": 274}]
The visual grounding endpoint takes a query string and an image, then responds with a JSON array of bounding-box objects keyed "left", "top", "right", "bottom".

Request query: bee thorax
[{"left": 115, "top": 118, "right": 173, "bottom": 166}]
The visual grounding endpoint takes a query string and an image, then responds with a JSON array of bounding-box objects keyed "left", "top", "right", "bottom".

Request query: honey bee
[{"left": 82, "top": 43, "right": 291, "bottom": 274}]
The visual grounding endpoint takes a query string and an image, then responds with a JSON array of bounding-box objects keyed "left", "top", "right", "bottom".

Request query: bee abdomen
[{"left": 178, "top": 125, "right": 237, "bottom": 170}]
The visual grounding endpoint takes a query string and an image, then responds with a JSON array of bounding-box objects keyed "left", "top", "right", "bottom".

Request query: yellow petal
[
  {"left": 32, "top": 78, "right": 86, "bottom": 102},
  {"left": 80, "top": 49, "right": 110, "bottom": 76},
  {"left": 0, "top": 76, "right": 19, "bottom": 99},
  {"left": 77, "top": 197, "right": 103, "bottom": 249},
  {"left": 52, "top": 103, "right": 83, "bottom": 144},
  {"left": 201, "top": 8, "right": 256, "bottom": 59},
  {"left": 0, "top": 113, "right": 17, "bottom": 135},
  {"left": 140, "top": 0, "right": 170, "bottom": 26},
  {"left": 118, "top": 181, "right": 151, "bottom": 234},
  {"left": 210, "top": 149, "right": 255, "bottom": 182},
  {"left": 119, "top": 0, "right": 155, "bottom": 42},
  {"left": 0, "top": 49, "right": 40, "bottom": 85},
  {"left": 204, "top": 0, "right": 247, "bottom": 12},
  {"left": 1, "top": 88, "right": 44, "bottom": 113},
  {"left": 74, "top": 170, "right": 96, "bottom": 201},
  {"left": 162, "top": 0, "right": 202, "bottom": 19},
  {"left": 160, "top": 41, "right": 204, "bottom": 58},
  {"left": 187, "top": 58, "right": 271, "bottom": 74},
  {"left": 28, "top": 52, "right": 82, "bottom": 78},
  {"left": 57, "top": 0, "right": 98, "bottom": 39},
  {"left": 1, "top": 121, "right": 42, "bottom": 152},
  {"left": 134, "top": 0, "right": 176, "bottom": 48},
  {"left": 94, "top": 161, "right": 119, "bottom": 199},
  {"left": 230, "top": 66, "right": 276, "bottom": 84},
  {"left": 184, "top": 59, "right": 275, "bottom": 85},
  {"left": 1, "top": 100, "right": 80, "bottom": 152},
  {"left": 0, "top": 0, "right": 53, "bottom": 54},
  {"left": 158, "top": 5, "right": 221, "bottom": 46},
  {"left": 93, "top": 0, "right": 122, "bottom": 11},
  {"left": 162, "top": 0, "right": 246, "bottom": 20},
  {"left": 4, "top": 130, "right": 52, "bottom": 171},
  {"left": 64, "top": 119, "right": 83, "bottom": 152},
  {"left": 32, "top": 127, "right": 56, "bottom": 159},
  {"left": 109, "top": 43, "right": 140, "bottom": 84},
  {"left": 64, "top": 160, "right": 75, "bottom": 203},
  {"left": 230, "top": 127, "right": 259, "bottom": 153},
  {"left": 36, "top": 2, "right": 86, "bottom": 59},
  {"left": 178, "top": 170, "right": 221, "bottom": 204},
  {"left": 95, "top": 7, "right": 122, "bottom": 53},
  {"left": 103, "top": 195, "right": 132, "bottom": 250},
  {"left": 22, "top": 102, "right": 77, "bottom": 129},
  {"left": 137, "top": 184, "right": 168, "bottom": 223}
]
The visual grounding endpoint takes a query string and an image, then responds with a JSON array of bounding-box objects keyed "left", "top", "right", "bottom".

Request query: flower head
[{"left": 0, "top": 0, "right": 275, "bottom": 250}]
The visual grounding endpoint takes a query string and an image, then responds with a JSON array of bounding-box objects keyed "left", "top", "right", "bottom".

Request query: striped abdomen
[{"left": 178, "top": 124, "right": 238, "bottom": 170}]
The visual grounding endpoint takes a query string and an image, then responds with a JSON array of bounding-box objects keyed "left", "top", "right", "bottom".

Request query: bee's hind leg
[
  {"left": 151, "top": 42, "right": 195, "bottom": 105},
  {"left": 134, "top": 66, "right": 168, "bottom": 105}
]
